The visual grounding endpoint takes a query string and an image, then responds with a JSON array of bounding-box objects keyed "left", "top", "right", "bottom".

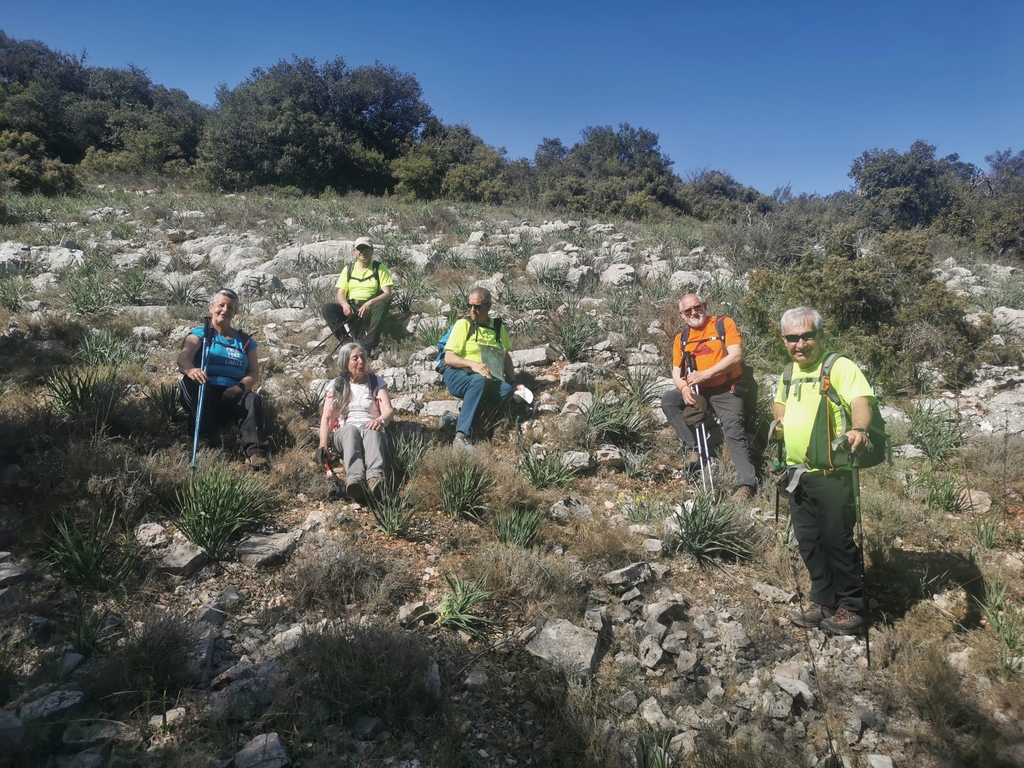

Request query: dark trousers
[
  {"left": 321, "top": 299, "right": 388, "bottom": 352},
  {"left": 178, "top": 378, "right": 270, "bottom": 458},
  {"left": 661, "top": 385, "right": 757, "bottom": 488},
  {"left": 442, "top": 367, "right": 514, "bottom": 438},
  {"left": 788, "top": 471, "right": 863, "bottom": 613}
]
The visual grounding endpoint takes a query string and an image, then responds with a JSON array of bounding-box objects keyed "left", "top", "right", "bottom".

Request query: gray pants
[
  {"left": 661, "top": 385, "right": 757, "bottom": 488},
  {"left": 331, "top": 424, "right": 386, "bottom": 483}
]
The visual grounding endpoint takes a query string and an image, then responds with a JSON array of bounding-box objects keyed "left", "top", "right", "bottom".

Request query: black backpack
[
  {"left": 781, "top": 353, "right": 889, "bottom": 470},
  {"left": 435, "top": 317, "right": 504, "bottom": 373}
]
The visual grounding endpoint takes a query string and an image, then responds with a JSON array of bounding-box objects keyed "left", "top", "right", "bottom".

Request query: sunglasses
[
  {"left": 680, "top": 306, "right": 704, "bottom": 316},
  {"left": 468, "top": 302, "right": 490, "bottom": 310},
  {"left": 783, "top": 331, "right": 818, "bottom": 343}
]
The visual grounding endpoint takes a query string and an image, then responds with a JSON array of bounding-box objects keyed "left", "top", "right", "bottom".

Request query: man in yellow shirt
[
  {"left": 774, "top": 307, "right": 874, "bottom": 636},
  {"left": 441, "top": 288, "right": 517, "bottom": 450},
  {"left": 322, "top": 237, "right": 394, "bottom": 356}
]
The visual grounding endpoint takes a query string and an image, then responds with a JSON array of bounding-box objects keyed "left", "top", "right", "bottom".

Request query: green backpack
[{"left": 781, "top": 353, "right": 889, "bottom": 470}]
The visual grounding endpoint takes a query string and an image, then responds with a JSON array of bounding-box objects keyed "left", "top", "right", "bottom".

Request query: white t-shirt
[{"left": 337, "top": 380, "right": 381, "bottom": 429}]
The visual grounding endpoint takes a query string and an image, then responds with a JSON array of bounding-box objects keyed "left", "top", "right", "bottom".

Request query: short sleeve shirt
[
  {"left": 671, "top": 315, "right": 742, "bottom": 388},
  {"left": 334, "top": 261, "right": 394, "bottom": 303},
  {"left": 188, "top": 327, "right": 254, "bottom": 388},
  {"left": 774, "top": 355, "right": 875, "bottom": 466},
  {"left": 444, "top": 318, "right": 511, "bottom": 365}
]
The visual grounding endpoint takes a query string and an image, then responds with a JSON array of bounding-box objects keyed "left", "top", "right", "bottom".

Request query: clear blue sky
[{"left": 4, "top": 0, "right": 1022, "bottom": 196}]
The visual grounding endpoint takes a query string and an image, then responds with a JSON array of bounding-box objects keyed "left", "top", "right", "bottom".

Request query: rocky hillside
[{"left": 0, "top": 188, "right": 1023, "bottom": 767}]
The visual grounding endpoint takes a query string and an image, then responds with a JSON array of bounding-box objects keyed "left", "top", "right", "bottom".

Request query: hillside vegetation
[{"left": 0, "top": 186, "right": 1022, "bottom": 767}]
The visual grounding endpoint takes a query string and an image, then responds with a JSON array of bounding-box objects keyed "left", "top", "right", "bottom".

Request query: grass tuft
[
  {"left": 438, "top": 453, "right": 492, "bottom": 521},
  {"left": 174, "top": 468, "right": 271, "bottom": 559},
  {"left": 47, "top": 508, "right": 140, "bottom": 592},
  {"left": 435, "top": 572, "right": 494, "bottom": 634},
  {"left": 671, "top": 489, "right": 753, "bottom": 565},
  {"left": 518, "top": 446, "right": 578, "bottom": 488},
  {"left": 494, "top": 508, "right": 544, "bottom": 547}
]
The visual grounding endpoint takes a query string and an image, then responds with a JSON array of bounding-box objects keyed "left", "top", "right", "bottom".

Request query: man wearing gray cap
[{"left": 322, "top": 237, "right": 394, "bottom": 356}]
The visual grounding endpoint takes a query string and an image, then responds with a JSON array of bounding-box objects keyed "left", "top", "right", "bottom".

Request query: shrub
[
  {"left": 63, "top": 272, "right": 117, "bottom": 315},
  {"left": 519, "top": 446, "right": 577, "bottom": 489},
  {"left": 290, "top": 541, "right": 388, "bottom": 616},
  {"left": 908, "top": 404, "right": 964, "bottom": 464},
  {"left": 163, "top": 278, "right": 205, "bottom": 307},
  {"left": 174, "top": 468, "right": 271, "bottom": 558},
  {"left": 672, "top": 490, "right": 752, "bottom": 565},
  {"left": 494, "top": 508, "right": 544, "bottom": 547},
  {"left": 279, "top": 621, "right": 441, "bottom": 732},
  {"left": 143, "top": 382, "right": 181, "bottom": 424},
  {"left": 982, "top": 580, "right": 1024, "bottom": 681},
  {"left": 392, "top": 429, "right": 430, "bottom": 480},
  {"left": 0, "top": 130, "right": 79, "bottom": 195},
  {"left": 0, "top": 273, "right": 30, "bottom": 311},
  {"left": 47, "top": 508, "right": 140, "bottom": 592},
  {"left": 437, "top": 453, "right": 492, "bottom": 521}
]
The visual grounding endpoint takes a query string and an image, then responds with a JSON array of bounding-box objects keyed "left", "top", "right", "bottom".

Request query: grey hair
[
  {"left": 780, "top": 307, "right": 822, "bottom": 334},
  {"left": 328, "top": 342, "right": 363, "bottom": 413},
  {"left": 678, "top": 293, "right": 705, "bottom": 312}
]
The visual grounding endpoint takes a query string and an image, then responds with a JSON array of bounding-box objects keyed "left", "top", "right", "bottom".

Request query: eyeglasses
[
  {"left": 468, "top": 302, "right": 490, "bottom": 310},
  {"left": 680, "top": 306, "right": 704, "bottom": 316},
  {"left": 783, "top": 331, "right": 818, "bottom": 343}
]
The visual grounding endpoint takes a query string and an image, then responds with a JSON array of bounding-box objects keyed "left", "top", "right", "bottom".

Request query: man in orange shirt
[{"left": 661, "top": 293, "right": 757, "bottom": 501}]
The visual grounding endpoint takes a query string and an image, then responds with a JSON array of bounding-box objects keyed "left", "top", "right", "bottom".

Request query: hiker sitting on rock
[
  {"left": 660, "top": 293, "right": 757, "bottom": 502},
  {"left": 440, "top": 287, "right": 522, "bottom": 451},
  {"left": 177, "top": 288, "right": 271, "bottom": 469},
  {"left": 317, "top": 342, "right": 393, "bottom": 501},
  {"left": 321, "top": 237, "right": 393, "bottom": 357},
  {"left": 775, "top": 307, "right": 874, "bottom": 636}
]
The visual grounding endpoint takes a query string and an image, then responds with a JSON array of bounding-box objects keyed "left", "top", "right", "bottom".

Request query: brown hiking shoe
[
  {"left": 788, "top": 605, "right": 835, "bottom": 629},
  {"left": 820, "top": 606, "right": 864, "bottom": 635},
  {"left": 346, "top": 481, "right": 366, "bottom": 504},
  {"left": 729, "top": 485, "right": 755, "bottom": 503},
  {"left": 246, "top": 454, "right": 269, "bottom": 470}
]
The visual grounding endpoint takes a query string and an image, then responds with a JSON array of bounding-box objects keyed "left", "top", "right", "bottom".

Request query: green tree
[{"left": 0, "top": 129, "right": 78, "bottom": 194}]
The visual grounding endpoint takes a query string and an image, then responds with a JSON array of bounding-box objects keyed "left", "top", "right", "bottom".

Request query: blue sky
[{"left": 4, "top": 0, "right": 1022, "bottom": 195}]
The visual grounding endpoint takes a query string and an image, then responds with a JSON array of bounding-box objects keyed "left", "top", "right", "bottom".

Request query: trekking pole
[
  {"left": 769, "top": 418, "right": 785, "bottom": 525},
  {"left": 832, "top": 434, "right": 871, "bottom": 666},
  {"left": 190, "top": 316, "right": 212, "bottom": 476},
  {"left": 683, "top": 352, "right": 714, "bottom": 493}
]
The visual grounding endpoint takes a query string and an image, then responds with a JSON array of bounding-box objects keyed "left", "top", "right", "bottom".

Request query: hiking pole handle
[{"left": 831, "top": 434, "right": 851, "bottom": 452}]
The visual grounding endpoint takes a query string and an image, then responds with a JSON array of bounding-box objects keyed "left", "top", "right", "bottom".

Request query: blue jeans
[{"left": 442, "top": 367, "right": 514, "bottom": 438}]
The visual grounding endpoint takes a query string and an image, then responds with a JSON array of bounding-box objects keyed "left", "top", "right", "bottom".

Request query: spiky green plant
[
  {"left": 0, "top": 273, "right": 29, "bottom": 311},
  {"left": 163, "top": 278, "right": 205, "bottom": 307},
  {"left": 367, "top": 483, "right": 417, "bottom": 536},
  {"left": 143, "top": 382, "right": 181, "bottom": 423},
  {"left": 981, "top": 580, "right": 1024, "bottom": 680},
  {"left": 494, "top": 508, "right": 544, "bottom": 547},
  {"left": 672, "top": 490, "right": 752, "bottom": 565},
  {"left": 438, "top": 454, "right": 492, "bottom": 521},
  {"left": 908, "top": 404, "right": 964, "bottom": 464},
  {"left": 518, "top": 447, "right": 577, "bottom": 489},
  {"left": 119, "top": 268, "right": 160, "bottom": 305},
  {"left": 971, "top": 516, "right": 1001, "bottom": 549},
  {"left": 393, "top": 430, "right": 429, "bottom": 480},
  {"left": 48, "top": 509, "right": 140, "bottom": 592},
  {"left": 412, "top": 317, "right": 448, "bottom": 350},
  {"left": 45, "top": 366, "right": 127, "bottom": 426},
  {"left": 77, "top": 330, "right": 148, "bottom": 369},
  {"left": 547, "top": 298, "right": 600, "bottom": 362},
  {"left": 63, "top": 272, "right": 117, "bottom": 314},
  {"left": 174, "top": 469, "right": 271, "bottom": 559},
  {"left": 435, "top": 573, "right": 493, "bottom": 634},
  {"left": 624, "top": 494, "right": 672, "bottom": 524},
  {"left": 582, "top": 392, "right": 647, "bottom": 448}
]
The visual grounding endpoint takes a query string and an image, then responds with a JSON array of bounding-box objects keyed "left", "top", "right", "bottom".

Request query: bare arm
[
  {"left": 357, "top": 285, "right": 392, "bottom": 318},
  {"left": 845, "top": 396, "right": 871, "bottom": 453},
  {"left": 177, "top": 334, "right": 206, "bottom": 383},
  {"left": 365, "top": 388, "right": 394, "bottom": 432},
  {"left": 319, "top": 392, "right": 336, "bottom": 450},
  {"left": 687, "top": 343, "right": 743, "bottom": 386}
]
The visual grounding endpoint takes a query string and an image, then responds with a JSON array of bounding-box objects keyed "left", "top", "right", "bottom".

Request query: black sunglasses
[
  {"left": 783, "top": 331, "right": 818, "bottom": 343},
  {"left": 468, "top": 302, "right": 490, "bottom": 309}
]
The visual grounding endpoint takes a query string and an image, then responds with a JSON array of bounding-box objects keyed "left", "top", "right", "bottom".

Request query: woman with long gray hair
[{"left": 317, "top": 343, "right": 393, "bottom": 500}]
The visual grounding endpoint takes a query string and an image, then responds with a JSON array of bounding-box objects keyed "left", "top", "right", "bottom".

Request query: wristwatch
[{"left": 852, "top": 427, "right": 869, "bottom": 435}]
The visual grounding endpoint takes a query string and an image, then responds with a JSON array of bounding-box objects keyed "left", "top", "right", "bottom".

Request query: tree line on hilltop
[{"left": 1, "top": 31, "right": 1023, "bottom": 257}]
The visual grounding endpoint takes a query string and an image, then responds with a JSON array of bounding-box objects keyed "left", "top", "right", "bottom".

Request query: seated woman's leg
[
  {"left": 228, "top": 391, "right": 270, "bottom": 458},
  {"left": 178, "top": 377, "right": 226, "bottom": 438},
  {"left": 361, "top": 428, "right": 387, "bottom": 480},
  {"left": 331, "top": 423, "right": 366, "bottom": 483}
]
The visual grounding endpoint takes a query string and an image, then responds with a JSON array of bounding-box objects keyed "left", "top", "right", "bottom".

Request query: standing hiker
[
  {"left": 177, "top": 288, "right": 271, "bottom": 469},
  {"left": 660, "top": 293, "right": 758, "bottom": 501},
  {"left": 321, "top": 237, "right": 394, "bottom": 357},
  {"left": 775, "top": 307, "right": 875, "bottom": 635}
]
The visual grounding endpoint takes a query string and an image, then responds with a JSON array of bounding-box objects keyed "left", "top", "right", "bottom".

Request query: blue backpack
[{"left": 435, "top": 317, "right": 503, "bottom": 373}]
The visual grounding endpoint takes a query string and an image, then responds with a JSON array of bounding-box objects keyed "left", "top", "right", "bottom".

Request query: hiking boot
[
  {"left": 441, "top": 410, "right": 457, "bottom": 431},
  {"left": 788, "top": 604, "right": 835, "bottom": 629},
  {"left": 452, "top": 433, "right": 473, "bottom": 452},
  {"left": 246, "top": 454, "right": 269, "bottom": 470},
  {"left": 685, "top": 450, "right": 701, "bottom": 466},
  {"left": 367, "top": 477, "right": 382, "bottom": 497},
  {"left": 820, "top": 606, "right": 864, "bottom": 635},
  {"left": 346, "top": 480, "right": 366, "bottom": 504},
  {"left": 729, "top": 485, "right": 755, "bottom": 503}
]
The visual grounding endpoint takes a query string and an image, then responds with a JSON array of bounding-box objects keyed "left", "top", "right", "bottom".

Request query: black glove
[{"left": 315, "top": 447, "right": 328, "bottom": 466}]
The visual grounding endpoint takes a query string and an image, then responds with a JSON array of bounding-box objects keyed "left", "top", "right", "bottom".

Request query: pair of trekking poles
[
  {"left": 770, "top": 421, "right": 871, "bottom": 665},
  {"left": 683, "top": 353, "right": 715, "bottom": 492}
]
